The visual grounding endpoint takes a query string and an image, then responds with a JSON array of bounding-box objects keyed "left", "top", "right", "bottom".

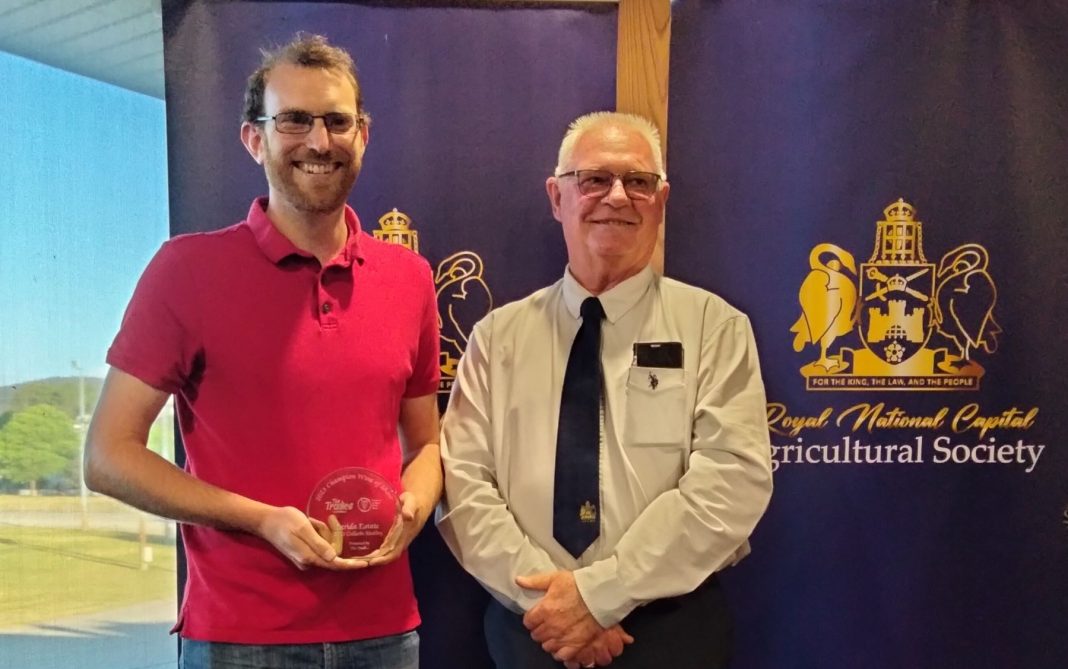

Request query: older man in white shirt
[{"left": 438, "top": 111, "right": 773, "bottom": 669}]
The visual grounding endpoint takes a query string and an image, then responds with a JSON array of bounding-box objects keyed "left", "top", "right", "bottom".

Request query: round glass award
[{"left": 307, "top": 467, "right": 400, "bottom": 558}]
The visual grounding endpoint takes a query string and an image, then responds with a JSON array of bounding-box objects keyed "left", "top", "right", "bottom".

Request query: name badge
[{"left": 633, "top": 341, "right": 683, "bottom": 368}]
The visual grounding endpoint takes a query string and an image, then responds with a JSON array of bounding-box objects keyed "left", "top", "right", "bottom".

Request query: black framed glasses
[
  {"left": 255, "top": 111, "right": 363, "bottom": 135},
  {"left": 556, "top": 169, "right": 663, "bottom": 200}
]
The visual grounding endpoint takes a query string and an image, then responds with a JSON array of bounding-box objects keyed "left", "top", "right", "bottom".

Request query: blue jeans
[{"left": 179, "top": 630, "right": 418, "bottom": 669}]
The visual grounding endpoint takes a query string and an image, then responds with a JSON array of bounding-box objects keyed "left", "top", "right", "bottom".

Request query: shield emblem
[{"left": 858, "top": 262, "right": 935, "bottom": 364}]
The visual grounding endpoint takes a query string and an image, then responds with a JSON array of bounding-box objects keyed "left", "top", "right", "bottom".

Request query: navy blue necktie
[{"left": 553, "top": 296, "right": 605, "bottom": 558}]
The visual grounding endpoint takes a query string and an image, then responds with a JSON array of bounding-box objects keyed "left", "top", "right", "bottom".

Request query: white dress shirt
[{"left": 437, "top": 265, "right": 773, "bottom": 627}]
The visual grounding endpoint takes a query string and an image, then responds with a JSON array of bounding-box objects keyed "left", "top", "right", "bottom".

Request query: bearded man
[{"left": 85, "top": 34, "right": 441, "bottom": 669}]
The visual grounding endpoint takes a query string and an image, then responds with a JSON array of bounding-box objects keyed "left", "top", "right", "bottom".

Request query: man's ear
[
  {"left": 658, "top": 179, "right": 671, "bottom": 208},
  {"left": 546, "top": 176, "right": 563, "bottom": 222},
  {"left": 240, "top": 122, "right": 265, "bottom": 165}
]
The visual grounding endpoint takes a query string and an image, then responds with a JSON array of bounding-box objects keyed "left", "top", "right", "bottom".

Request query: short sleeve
[
  {"left": 404, "top": 261, "right": 441, "bottom": 398},
  {"left": 106, "top": 240, "right": 200, "bottom": 394}
]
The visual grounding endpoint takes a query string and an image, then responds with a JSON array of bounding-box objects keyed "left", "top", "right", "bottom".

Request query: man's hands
[
  {"left": 517, "top": 570, "right": 633, "bottom": 667},
  {"left": 363, "top": 491, "right": 422, "bottom": 566},
  {"left": 565, "top": 627, "right": 634, "bottom": 669},
  {"left": 257, "top": 492, "right": 426, "bottom": 571},
  {"left": 256, "top": 505, "right": 369, "bottom": 570},
  {"left": 263, "top": 391, "right": 439, "bottom": 572}
]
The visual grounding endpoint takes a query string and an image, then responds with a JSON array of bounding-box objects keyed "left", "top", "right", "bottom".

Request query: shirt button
[{"left": 321, "top": 303, "right": 333, "bottom": 314}]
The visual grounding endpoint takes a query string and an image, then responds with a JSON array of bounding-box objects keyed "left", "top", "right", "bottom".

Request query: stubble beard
[{"left": 264, "top": 145, "right": 360, "bottom": 215}]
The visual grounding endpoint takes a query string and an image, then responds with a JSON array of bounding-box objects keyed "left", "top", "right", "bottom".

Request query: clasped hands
[
  {"left": 517, "top": 570, "right": 633, "bottom": 668},
  {"left": 258, "top": 492, "right": 422, "bottom": 571}
]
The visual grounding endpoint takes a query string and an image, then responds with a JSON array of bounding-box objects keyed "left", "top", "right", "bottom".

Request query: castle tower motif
[
  {"left": 374, "top": 208, "right": 419, "bottom": 253},
  {"left": 869, "top": 199, "right": 927, "bottom": 265}
]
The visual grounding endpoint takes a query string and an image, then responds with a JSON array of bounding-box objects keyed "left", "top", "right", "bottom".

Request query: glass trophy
[{"left": 307, "top": 467, "right": 400, "bottom": 558}]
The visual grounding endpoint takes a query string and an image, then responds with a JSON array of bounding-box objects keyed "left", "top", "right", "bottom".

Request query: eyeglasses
[
  {"left": 255, "top": 111, "right": 363, "bottom": 135},
  {"left": 556, "top": 169, "right": 663, "bottom": 200}
]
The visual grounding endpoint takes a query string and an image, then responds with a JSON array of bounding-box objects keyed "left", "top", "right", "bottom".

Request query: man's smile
[{"left": 294, "top": 161, "right": 341, "bottom": 175}]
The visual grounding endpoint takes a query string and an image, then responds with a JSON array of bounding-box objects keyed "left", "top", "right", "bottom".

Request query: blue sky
[{"left": 0, "top": 51, "right": 169, "bottom": 386}]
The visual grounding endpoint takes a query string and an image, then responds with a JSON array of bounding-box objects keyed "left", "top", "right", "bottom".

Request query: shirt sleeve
[
  {"left": 404, "top": 261, "right": 441, "bottom": 398},
  {"left": 437, "top": 317, "right": 559, "bottom": 612},
  {"left": 106, "top": 240, "right": 200, "bottom": 394},
  {"left": 574, "top": 312, "right": 774, "bottom": 626}
]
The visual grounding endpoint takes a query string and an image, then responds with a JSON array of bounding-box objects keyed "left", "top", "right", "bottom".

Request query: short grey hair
[{"left": 554, "top": 111, "right": 665, "bottom": 178}]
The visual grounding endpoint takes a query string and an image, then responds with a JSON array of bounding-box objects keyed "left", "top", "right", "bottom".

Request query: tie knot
[{"left": 580, "top": 297, "right": 605, "bottom": 322}]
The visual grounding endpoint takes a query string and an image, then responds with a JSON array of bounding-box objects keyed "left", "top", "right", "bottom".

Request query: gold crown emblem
[
  {"left": 579, "top": 501, "right": 597, "bottom": 523},
  {"left": 378, "top": 208, "right": 412, "bottom": 231},
  {"left": 374, "top": 208, "right": 419, "bottom": 253},
  {"left": 883, "top": 198, "right": 915, "bottom": 222}
]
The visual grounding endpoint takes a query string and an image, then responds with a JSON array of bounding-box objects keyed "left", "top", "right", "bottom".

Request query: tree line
[{"left": 0, "top": 377, "right": 102, "bottom": 494}]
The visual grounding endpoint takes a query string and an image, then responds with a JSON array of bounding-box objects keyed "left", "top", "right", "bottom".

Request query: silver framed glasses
[
  {"left": 556, "top": 169, "right": 663, "bottom": 200},
  {"left": 255, "top": 111, "right": 363, "bottom": 135}
]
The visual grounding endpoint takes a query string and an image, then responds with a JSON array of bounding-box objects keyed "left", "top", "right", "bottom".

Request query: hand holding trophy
[{"left": 307, "top": 467, "right": 401, "bottom": 560}]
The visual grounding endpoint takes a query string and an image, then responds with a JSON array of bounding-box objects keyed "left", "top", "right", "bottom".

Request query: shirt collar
[
  {"left": 561, "top": 265, "right": 655, "bottom": 324},
  {"left": 246, "top": 197, "right": 365, "bottom": 266}
]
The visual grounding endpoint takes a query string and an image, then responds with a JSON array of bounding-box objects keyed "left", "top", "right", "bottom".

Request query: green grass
[{"left": 0, "top": 495, "right": 177, "bottom": 629}]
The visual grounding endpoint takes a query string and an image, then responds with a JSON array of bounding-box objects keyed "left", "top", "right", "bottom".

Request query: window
[{"left": 0, "top": 50, "right": 175, "bottom": 667}]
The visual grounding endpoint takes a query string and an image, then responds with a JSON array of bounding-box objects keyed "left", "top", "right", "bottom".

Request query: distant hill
[{"left": 0, "top": 376, "right": 105, "bottom": 419}]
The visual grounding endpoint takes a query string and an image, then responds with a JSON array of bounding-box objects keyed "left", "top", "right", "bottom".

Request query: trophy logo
[
  {"left": 791, "top": 199, "right": 1001, "bottom": 391},
  {"left": 374, "top": 208, "right": 419, "bottom": 252},
  {"left": 435, "top": 251, "right": 493, "bottom": 394},
  {"left": 325, "top": 498, "right": 354, "bottom": 514}
]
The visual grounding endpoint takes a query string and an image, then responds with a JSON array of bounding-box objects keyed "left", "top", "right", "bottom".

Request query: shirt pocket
[{"left": 624, "top": 366, "right": 688, "bottom": 446}]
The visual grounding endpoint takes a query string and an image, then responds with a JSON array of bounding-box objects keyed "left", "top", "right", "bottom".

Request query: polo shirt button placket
[
  {"left": 317, "top": 265, "right": 343, "bottom": 330},
  {"left": 319, "top": 300, "right": 338, "bottom": 329}
]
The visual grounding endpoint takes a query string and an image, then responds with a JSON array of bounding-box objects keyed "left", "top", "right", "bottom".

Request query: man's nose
[
  {"left": 303, "top": 118, "right": 332, "bottom": 151},
  {"left": 601, "top": 176, "right": 632, "bottom": 206}
]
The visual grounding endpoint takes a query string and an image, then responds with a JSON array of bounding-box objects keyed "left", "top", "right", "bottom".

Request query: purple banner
[{"left": 667, "top": 1, "right": 1067, "bottom": 666}]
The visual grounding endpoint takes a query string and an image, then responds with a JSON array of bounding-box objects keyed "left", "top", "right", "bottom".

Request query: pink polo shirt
[{"left": 108, "top": 198, "right": 439, "bottom": 643}]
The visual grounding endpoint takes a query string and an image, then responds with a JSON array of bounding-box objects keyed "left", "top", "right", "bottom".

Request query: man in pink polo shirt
[{"left": 85, "top": 34, "right": 441, "bottom": 668}]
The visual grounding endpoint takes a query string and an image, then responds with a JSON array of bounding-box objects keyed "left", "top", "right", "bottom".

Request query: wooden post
[{"left": 616, "top": 0, "right": 671, "bottom": 271}]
